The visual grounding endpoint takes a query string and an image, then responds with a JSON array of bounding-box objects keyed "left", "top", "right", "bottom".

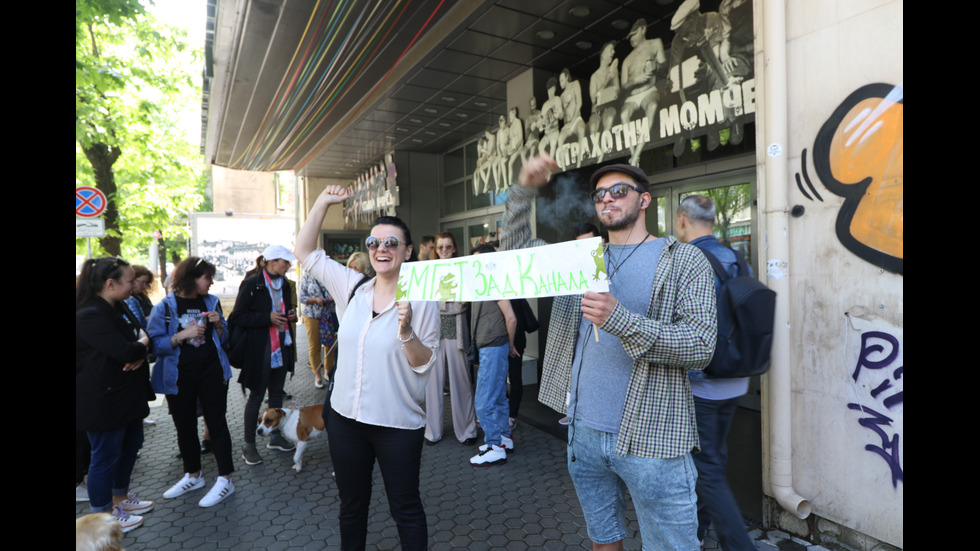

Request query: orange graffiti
[
  {"left": 828, "top": 97, "right": 903, "bottom": 263},
  {"left": 810, "top": 83, "right": 904, "bottom": 274}
]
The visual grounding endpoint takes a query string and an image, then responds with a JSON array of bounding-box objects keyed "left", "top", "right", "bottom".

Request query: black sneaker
[
  {"left": 242, "top": 443, "right": 263, "bottom": 465},
  {"left": 267, "top": 434, "right": 296, "bottom": 451}
]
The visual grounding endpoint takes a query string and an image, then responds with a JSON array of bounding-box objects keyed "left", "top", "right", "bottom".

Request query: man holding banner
[{"left": 503, "top": 154, "right": 717, "bottom": 550}]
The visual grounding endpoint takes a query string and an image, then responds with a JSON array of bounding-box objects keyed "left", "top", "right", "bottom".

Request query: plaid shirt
[{"left": 502, "top": 184, "right": 717, "bottom": 458}]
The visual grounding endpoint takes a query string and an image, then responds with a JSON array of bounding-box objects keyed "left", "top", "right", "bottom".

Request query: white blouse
[{"left": 302, "top": 249, "right": 438, "bottom": 430}]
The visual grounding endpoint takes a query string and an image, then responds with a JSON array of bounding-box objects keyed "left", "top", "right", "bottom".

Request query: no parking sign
[{"left": 75, "top": 187, "right": 106, "bottom": 218}]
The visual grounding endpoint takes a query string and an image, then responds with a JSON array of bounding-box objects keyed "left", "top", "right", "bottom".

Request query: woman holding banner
[
  {"left": 295, "top": 185, "right": 438, "bottom": 551},
  {"left": 423, "top": 232, "right": 478, "bottom": 447}
]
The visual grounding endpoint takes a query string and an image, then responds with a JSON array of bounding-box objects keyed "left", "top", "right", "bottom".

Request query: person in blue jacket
[{"left": 148, "top": 257, "right": 236, "bottom": 508}]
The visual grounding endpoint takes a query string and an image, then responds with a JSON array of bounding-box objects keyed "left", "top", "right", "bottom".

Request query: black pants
[
  {"left": 76, "top": 429, "right": 91, "bottom": 484},
  {"left": 328, "top": 408, "right": 427, "bottom": 551},
  {"left": 243, "top": 366, "right": 288, "bottom": 444},
  {"left": 507, "top": 352, "right": 524, "bottom": 419},
  {"left": 166, "top": 363, "right": 234, "bottom": 476}
]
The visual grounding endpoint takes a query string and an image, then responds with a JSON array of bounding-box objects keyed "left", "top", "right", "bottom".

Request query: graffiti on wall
[
  {"left": 796, "top": 83, "right": 904, "bottom": 275},
  {"left": 846, "top": 330, "right": 903, "bottom": 488},
  {"left": 473, "top": 0, "right": 755, "bottom": 194}
]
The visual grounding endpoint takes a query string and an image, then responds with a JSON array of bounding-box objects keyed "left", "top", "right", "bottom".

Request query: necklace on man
[{"left": 605, "top": 233, "right": 651, "bottom": 283}]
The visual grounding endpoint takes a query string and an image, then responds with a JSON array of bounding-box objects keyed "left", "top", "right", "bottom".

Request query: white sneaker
[
  {"left": 163, "top": 473, "right": 206, "bottom": 499},
  {"left": 76, "top": 481, "right": 89, "bottom": 502},
  {"left": 500, "top": 435, "right": 515, "bottom": 453},
  {"left": 111, "top": 505, "right": 144, "bottom": 533},
  {"left": 470, "top": 444, "right": 507, "bottom": 466},
  {"left": 199, "top": 477, "right": 235, "bottom": 507},
  {"left": 118, "top": 492, "right": 154, "bottom": 515}
]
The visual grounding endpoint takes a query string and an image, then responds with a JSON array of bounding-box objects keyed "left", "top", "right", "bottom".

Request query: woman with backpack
[{"left": 148, "top": 257, "right": 236, "bottom": 508}]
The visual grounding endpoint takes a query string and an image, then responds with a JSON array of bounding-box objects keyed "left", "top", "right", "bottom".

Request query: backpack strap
[
  {"left": 348, "top": 275, "right": 369, "bottom": 303},
  {"left": 696, "top": 245, "right": 732, "bottom": 283}
]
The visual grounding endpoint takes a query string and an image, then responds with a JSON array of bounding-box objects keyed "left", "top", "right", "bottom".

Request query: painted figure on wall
[
  {"left": 539, "top": 77, "right": 563, "bottom": 160},
  {"left": 504, "top": 107, "right": 524, "bottom": 189},
  {"left": 620, "top": 18, "right": 667, "bottom": 165},
  {"left": 523, "top": 96, "right": 543, "bottom": 163},
  {"left": 669, "top": 0, "right": 741, "bottom": 153},
  {"left": 494, "top": 115, "right": 510, "bottom": 193},
  {"left": 589, "top": 41, "right": 621, "bottom": 163},
  {"left": 558, "top": 69, "right": 586, "bottom": 153}
]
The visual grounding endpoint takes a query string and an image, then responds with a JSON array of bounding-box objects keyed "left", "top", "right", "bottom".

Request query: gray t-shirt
[{"left": 568, "top": 238, "right": 665, "bottom": 433}]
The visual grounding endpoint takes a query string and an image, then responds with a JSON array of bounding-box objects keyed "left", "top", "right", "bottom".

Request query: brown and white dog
[
  {"left": 76, "top": 512, "right": 124, "bottom": 551},
  {"left": 256, "top": 404, "right": 326, "bottom": 472}
]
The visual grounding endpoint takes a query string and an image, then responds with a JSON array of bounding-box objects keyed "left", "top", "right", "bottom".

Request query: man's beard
[{"left": 600, "top": 202, "right": 641, "bottom": 232}]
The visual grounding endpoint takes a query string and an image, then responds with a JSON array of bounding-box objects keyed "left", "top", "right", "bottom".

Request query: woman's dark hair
[
  {"left": 372, "top": 216, "right": 417, "bottom": 261},
  {"left": 132, "top": 265, "right": 154, "bottom": 285},
  {"left": 171, "top": 257, "right": 217, "bottom": 296},
  {"left": 435, "top": 231, "right": 458, "bottom": 258},
  {"left": 572, "top": 222, "right": 600, "bottom": 238},
  {"left": 244, "top": 255, "right": 265, "bottom": 279},
  {"left": 472, "top": 243, "right": 497, "bottom": 255},
  {"left": 76, "top": 256, "right": 131, "bottom": 309}
]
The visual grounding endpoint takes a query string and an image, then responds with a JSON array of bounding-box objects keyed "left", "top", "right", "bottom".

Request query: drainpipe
[{"left": 762, "top": 0, "right": 811, "bottom": 519}]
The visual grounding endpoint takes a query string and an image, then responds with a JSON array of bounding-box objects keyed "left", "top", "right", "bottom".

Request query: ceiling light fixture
[
  {"left": 569, "top": 6, "right": 590, "bottom": 17},
  {"left": 535, "top": 29, "right": 555, "bottom": 40}
]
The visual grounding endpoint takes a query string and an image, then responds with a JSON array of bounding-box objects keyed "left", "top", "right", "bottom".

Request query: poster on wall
[
  {"left": 191, "top": 213, "right": 296, "bottom": 296},
  {"left": 472, "top": 0, "right": 754, "bottom": 195},
  {"left": 344, "top": 152, "right": 399, "bottom": 229}
]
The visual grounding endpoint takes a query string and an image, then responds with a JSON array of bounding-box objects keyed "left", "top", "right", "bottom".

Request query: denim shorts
[{"left": 567, "top": 421, "right": 700, "bottom": 549}]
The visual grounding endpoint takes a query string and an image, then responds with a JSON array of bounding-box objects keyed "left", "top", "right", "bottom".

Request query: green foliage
[
  {"left": 706, "top": 183, "right": 751, "bottom": 246},
  {"left": 76, "top": 0, "right": 206, "bottom": 263}
]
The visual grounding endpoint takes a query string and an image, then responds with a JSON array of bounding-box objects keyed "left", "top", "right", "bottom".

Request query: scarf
[{"left": 263, "top": 269, "right": 292, "bottom": 368}]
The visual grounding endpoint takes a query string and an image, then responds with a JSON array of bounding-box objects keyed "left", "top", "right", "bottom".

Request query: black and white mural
[
  {"left": 344, "top": 153, "right": 400, "bottom": 229},
  {"left": 473, "top": 0, "right": 754, "bottom": 195}
]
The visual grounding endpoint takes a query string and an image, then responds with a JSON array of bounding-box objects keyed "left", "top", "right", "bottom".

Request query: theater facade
[{"left": 204, "top": 1, "right": 903, "bottom": 547}]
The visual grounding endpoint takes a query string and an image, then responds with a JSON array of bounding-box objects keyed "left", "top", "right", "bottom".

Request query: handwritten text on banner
[{"left": 396, "top": 237, "right": 608, "bottom": 302}]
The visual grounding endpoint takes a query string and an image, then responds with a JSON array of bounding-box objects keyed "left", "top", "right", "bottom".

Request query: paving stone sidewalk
[{"left": 78, "top": 321, "right": 813, "bottom": 550}]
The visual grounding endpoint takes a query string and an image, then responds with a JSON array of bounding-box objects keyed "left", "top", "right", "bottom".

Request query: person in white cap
[{"left": 228, "top": 244, "right": 299, "bottom": 466}]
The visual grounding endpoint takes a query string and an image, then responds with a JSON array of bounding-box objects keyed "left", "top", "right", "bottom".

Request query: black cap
[{"left": 589, "top": 164, "right": 650, "bottom": 190}]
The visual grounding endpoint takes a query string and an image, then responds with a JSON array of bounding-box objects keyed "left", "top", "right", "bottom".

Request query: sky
[{"left": 148, "top": 0, "right": 208, "bottom": 147}]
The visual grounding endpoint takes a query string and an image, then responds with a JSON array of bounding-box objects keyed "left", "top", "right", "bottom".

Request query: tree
[
  {"left": 76, "top": 0, "right": 206, "bottom": 261},
  {"left": 707, "top": 183, "right": 751, "bottom": 247}
]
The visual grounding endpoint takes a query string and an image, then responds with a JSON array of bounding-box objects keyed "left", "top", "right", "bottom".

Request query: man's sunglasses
[
  {"left": 590, "top": 183, "right": 645, "bottom": 203},
  {"left": 365, "top": 236, "right": 402, "bottom": 251}
]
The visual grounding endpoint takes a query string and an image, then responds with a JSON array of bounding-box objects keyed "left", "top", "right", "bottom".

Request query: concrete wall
[
  {"left": 212, "top": 165, "right": 277, "bottom": 215},
  {"left": 303, "top": 176, "right": 356, "bottom": 234},
  {"left": 759, "top": 0, "right": 903, "bottom": 548},
  {"left": 397, "top": 150, "right": 442, "bottom": 244}
]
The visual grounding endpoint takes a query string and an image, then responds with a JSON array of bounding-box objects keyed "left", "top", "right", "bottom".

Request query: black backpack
[{"left": 696, "top": 246, "right": 776, "bottom": 378}]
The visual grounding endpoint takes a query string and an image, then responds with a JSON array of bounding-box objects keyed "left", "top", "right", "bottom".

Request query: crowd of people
[{"left": 77, "top": 152, "right": 754, "bottom": 550}]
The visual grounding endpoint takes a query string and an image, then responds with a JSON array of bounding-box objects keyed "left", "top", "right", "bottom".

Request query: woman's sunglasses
[
  {"left": 590, "top": 183, "right": 644, "bottom": 203},
  {"left": 365, "top": 236, "right": 402, "bottom": 251}
]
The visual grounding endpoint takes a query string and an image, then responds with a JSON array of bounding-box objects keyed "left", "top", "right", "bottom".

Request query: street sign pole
[{"left": 76, "top": 188, "right": 108, "bottom": 260}]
